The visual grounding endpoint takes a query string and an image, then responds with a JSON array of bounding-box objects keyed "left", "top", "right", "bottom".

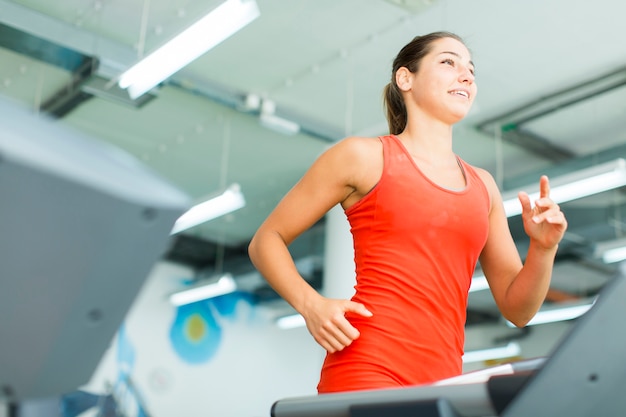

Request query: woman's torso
[{"left": 317, "top": 134, "right": 491, "bottom": 393}]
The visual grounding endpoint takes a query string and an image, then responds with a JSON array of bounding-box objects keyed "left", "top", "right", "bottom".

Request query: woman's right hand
[{"left": 302, "top": 296, "right": 373, "bottom": 353}]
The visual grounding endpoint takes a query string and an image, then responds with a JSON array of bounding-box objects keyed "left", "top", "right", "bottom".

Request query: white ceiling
[{"left": 1, "top": 0, "right": 626, "bottom": 316}]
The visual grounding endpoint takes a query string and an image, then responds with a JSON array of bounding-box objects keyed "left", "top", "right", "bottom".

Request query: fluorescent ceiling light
[
  {"left": 506, "top": 299, "right": 595, "bottom": 327},
  {"left": 469, "top": 275, "right": 489, "bottom": 293},
  {"left": 602, "top": 246, "right": 626, "bottom": 263},
  {"left": 259, "top": 113, "right": 301, "bottom": 135},
  {"left": 595, "top": 238, "right": 626, "bottom": 263},
  {"left": 171, "top": 183, "right": 245, "bottom": 235},
  {"left": 169, "top": 274, "right": 237, "bottom": 306},
  {"left": 276, "top": 314, "right": 305, "bottom": 330},
  {"left": 502, "top": 158, "right": 626, "bottom": 217},
  {"left": 118, "top": 0, "right": 260, "bottom": 99},
  {"left": 258, "top": 99, "right": 301, "bottom": 135},
  {"left": 462, "top": 342, "right": 521, "bottom": 364}
]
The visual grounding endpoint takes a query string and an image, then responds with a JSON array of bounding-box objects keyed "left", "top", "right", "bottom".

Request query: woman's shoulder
[
  {"left": 331, "top": 136, "right": 385, "bottom": 204},
  {"left": 331, "top": 135, "right": 384, "bottom": 159},
  {"left": 469, "top": 164, "right": 497, "bottom": 190},
  {"left": 337, "top": 135, "right": 384, "bottom": 146},
  {"left": 321, "top": 135, "right": 384, "bottom": 183},
  {"left": 311, "top": 136, "right": 384, "bottom": 179}
]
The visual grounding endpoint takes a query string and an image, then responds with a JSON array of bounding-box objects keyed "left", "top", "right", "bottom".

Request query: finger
[
  {"left": 539, "top": 175, "right": 550, "bottom": 199},
  {"left": 334, "top": 318, "right": 360, "bottom": 342},
  {"left": 323, "top": 304, "right": 366, "bottom": 351},
  {"left": 546, "top": 213, "right": 567, "bottom": 225},
  {"left": 314, "top": 325, "right": 344, "bottom": 352},
  {"left": 517, "top": 191, "right": 532, "bottom": 215},
  {"left": 317, "top": 336, "right": 339, "bottom": 353},
  {"left": 345, "top": 301, "right": 373, "bottom": 317},
  {"left": 532, "top": 205, "right": 563, "bottom": 224},
  {"left": 534, "top": 197, "right": 555, "bottom": 209},
  {"left": 322, "top": 310, "right": 360, "bottom": 344},
  {"left": 320, "top": 326, "right": 353, "bottom": 351},
  {"left": 544, "top": 210, "right": 567, "bottom": 225},
  {"left": 318, "top": 311, "right": 358, "bottom": 345}
]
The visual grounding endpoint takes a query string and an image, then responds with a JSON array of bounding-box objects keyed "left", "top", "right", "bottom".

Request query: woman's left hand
[{"left": 518, "top": 175, "right": 568, "bottom": 250}]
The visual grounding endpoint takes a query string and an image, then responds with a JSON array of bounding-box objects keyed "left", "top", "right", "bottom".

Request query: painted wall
[{"left": 82, "top": 261, "right": 325, "bottom": 417}]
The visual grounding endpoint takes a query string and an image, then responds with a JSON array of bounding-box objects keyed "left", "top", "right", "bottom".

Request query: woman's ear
[{"left": 395, "top": 67, "right": 413, "bottom": 92}]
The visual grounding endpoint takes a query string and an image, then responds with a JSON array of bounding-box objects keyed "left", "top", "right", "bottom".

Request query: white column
[{"left": 322, "top": 204, "right": 356, "bottom": 300}]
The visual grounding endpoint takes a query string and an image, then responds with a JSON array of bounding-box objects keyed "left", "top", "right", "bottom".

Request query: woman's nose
[{"left": 460, "top": 66, "right": 474, "bottom": 83}]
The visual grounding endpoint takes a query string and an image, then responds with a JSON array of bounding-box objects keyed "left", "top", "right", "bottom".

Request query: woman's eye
[{"left": 442, "top": 59, "right": 454, "bottom": 66}]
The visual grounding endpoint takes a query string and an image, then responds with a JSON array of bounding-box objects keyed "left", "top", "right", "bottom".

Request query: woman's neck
[{"left": 395, "top": 117, "right": 455, "bottom": 160}]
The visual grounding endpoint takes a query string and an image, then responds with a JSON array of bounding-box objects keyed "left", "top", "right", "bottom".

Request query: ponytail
[{"left": 383, "top": 82, "right": 407, "bottom": 135}]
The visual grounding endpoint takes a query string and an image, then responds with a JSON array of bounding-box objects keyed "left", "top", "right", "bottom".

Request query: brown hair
[{"left": 383, "top": 31, "right": 466, "bottom": 135}]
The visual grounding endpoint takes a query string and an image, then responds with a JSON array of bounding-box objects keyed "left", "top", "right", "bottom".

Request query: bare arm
[
  {"left": 478, "top": 173, "right": 568, "bottom": 327},
  {"left": 248, "top": 137, "right": 379, "bottom": 352}
]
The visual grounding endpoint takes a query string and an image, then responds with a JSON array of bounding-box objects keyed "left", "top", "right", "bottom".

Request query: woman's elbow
[
  {"left": 248, "top": 232, "right": 260, "bottom": 265},
  {"left": 248, "top": 234, "right": 261, "bottom": 263},
  {"left": 247, "top": 229, "right": 276, "bottom": 266},
  {"left": 502, "top": 310, "right": 534, "bottom": 328},
  {"left": 507, "top": 316, "right": 531, "bottom": 328}
]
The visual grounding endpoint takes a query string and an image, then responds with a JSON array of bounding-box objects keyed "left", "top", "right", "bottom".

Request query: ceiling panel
[
  {"left": 0, "top": 0, "right": 625, "bottom": 312},
  {"left": 0, "top": 47, "right": 72, "bottom": 105},
  {"left": 523, "top": 83, "right": 626, "bottom": 156}
]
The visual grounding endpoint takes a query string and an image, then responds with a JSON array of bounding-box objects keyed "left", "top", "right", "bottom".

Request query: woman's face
[{"left": 400, "top": 37, "right": 477, "bottom": 124}]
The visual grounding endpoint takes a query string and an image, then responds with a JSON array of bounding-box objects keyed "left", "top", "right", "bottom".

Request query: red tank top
[{"left": 317, "top": 135, "right": 490, "bottom": 393}]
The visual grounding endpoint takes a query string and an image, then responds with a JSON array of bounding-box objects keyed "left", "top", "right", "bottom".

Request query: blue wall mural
[{"left": 168, "top": 291, "right": 256, "bottom": 364}]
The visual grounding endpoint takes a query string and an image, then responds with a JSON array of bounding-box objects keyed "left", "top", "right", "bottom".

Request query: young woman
[{"left": 248, "top": 31, "right": 567, "bottom": 393}]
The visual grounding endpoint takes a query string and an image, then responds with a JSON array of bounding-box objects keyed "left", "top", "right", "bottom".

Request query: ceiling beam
[
  {"left": 0, "top": 5, "right": 155, "bottom": 114},
  {"left": 0, "top": 0, "right": 134, "bottom": 78},
  {"left": 477, "top": 66, "right": 626, "bottom": 131},
  {"left": 39, "top": 57, "right": 97, "bottom": 118},
  {"left": 476, "top": 65, "right": 626, "bottom": 163}
]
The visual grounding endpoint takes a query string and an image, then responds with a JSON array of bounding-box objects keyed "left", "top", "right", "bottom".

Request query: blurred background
[{"left": 0, "top": 0, "right": 625, "bottom": 416}]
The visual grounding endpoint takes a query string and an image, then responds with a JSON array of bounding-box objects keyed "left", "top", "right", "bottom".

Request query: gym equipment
[
  {"left": 0, "top": 98, "right": 190, "bottom": 402},
  {"left": 271, "top": 263, "right": 626, "bottom": 417}
]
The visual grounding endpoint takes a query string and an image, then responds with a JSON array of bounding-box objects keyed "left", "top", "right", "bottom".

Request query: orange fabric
[{"left": 317, "top": 135, "right": 490, "bottom": 393}]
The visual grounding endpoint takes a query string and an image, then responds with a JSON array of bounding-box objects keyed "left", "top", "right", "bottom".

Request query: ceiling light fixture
[
  {"left": 259, "top": 99, "right": 300, "bottom": 135},
  {"left": 259, "top": 113, "right": 301, "bottom": 135},
  {"left": 602, "top": 247, "right": 626, "bottom": 263},
  {"left": 502, "top": 158, "right": 626, "bottom": 217},
  {"left": 169, "top": 274, "right": 237, "bottom": 306},
  {"left": 594, "top": 237, "right": 626, "bottom": 264},
  {"left": 118, "top": 0, "right": 260, "bottom": 99},
  {"left": 171, "top": 183, "right": 245, "bottom": 235},
  {"left": 276, "top": 313, "right": 305, "bottom": 330},
  {"left": 462, "top": 342, "right": 521, "bottom": 364}
]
